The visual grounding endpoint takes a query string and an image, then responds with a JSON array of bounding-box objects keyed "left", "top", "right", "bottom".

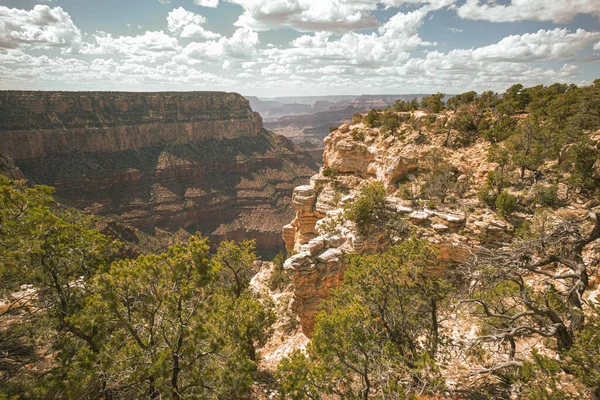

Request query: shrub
[
  {"left": 322, "top": 166, "right": 337, "bottom": 177},
  {"left": 352, "top": 113, "right": 363, "bottom": 124},
  {"left": 329, "top": 126, "right": 337, "bottom": 133},
  {"left": 364, "top": 109, "right": 380, "bottom": 127},
  {"left": 495, "top": 190, "right": 517, "bottom": 217},
  {"left": 345, "top": 181, "right": 386, "bottom": 236},
  {"left": 268, "top": 252, "right": 290, "bottom": 291},
  {"left": 533, "top": 184, "right": 559, "bottom": 208},
  {"left": 351, "top": 129, "right": 365, "bottom": 141}
]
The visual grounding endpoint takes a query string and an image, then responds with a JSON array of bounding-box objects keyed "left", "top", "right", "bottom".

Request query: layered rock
[
  {"left": 0, "top": 91, "right": 318, "bottom": 257},
  {"left": 283, "top": 119, "right": 506, "bottom": 335}
]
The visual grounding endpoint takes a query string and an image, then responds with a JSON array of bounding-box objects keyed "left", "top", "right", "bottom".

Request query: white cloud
[
  {"left": 0, "top": 5, "right": 82, "bottom": 52},
  {"left": 226, "top": 0, "right": 380, "bottom": 33},
  {"left": 470, "top": 29, "right": 600, "bottom": 62},
  {"left": 594, "top": 41, "right": 600, "bottom": 51},
  {"left": 195, "top": 0, "right": 219, "bottom": 7},
  {"left": 167, "top": 7, "right": 221, "bottom": 39},
  {"left": 84, "top": 31, "right": 181, "bottom": 63},
  {"left": 457, "top": 0, "right": 600, "bottom": 23},
  {"left": 447, "top": 27, "right": 462, "bottom": 33},
  {"left": 263, "top": 8, "right": 432, "bottom": 68},
  {"left": 178, "top": 27, "right": 259, "bottom": 61}
]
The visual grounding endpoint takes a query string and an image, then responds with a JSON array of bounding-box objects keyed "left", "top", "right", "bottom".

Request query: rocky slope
[
  {"left": 0, "top": 91, "right": 318, "bottom": 257},
  {"left": 282, "top": 117, "right": 600, "bottom": 336}
]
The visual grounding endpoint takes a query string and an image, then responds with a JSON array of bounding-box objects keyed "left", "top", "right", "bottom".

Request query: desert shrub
[
  {"left": 495, "top": 190, "right": 517, "bottom": 217},
  {"left": 350, "top": 129, "right": 365, "bottom": 141},
  {"left": 329, "top": 126, "right": 337, "bottom": 133},
  {"left": 532, "top": 184, "right": 559, "bottom": 208},
  {"left": 420, "top": 164, "right": 456, "bottom": 203},
  {"left": 364, "top": 109, "right": 380, "bottom": 127},
  {"left": 352, "top": 112, "right": 363, "bottom": 124},
  {"left": 268, "top": 252, "right": 290, "bottom": 292},
  {"left": 345, "top": 181, "right": 386, "bottom": 235},
  {"left": 322, "top": 166, "right": 337, "bottom": 177}
]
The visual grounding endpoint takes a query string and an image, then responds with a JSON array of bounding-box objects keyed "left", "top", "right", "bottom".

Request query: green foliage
[
  {"left": 352, "top": 112, "right": 363, "bottom": 124},
  {"left": 268, "top": 252, "right": 290, "bottom": 292},
  {"left": 565, "top": 142, "right": 598, "bottom": 193},
  {"left": 420, "top": 164, "right": 456, "bottom": 203},
  {"left": 276, "top": 238, "right": 450, "bottom": 398},
  {"left": 481, "top": 115, "right": 517, "bottom": 142},
  {"left": 453, "top": 107, "right": 479, "bottom": 145},
  {"left": 478, "top": 170, "right": 510, "bottom": 207},
  {"left": 495, "top": 190, "right": 517, "bottom": 217},
  {"left": 380, "top": 109, "right": 403, "bottom": 134},
  {"left": 329, "top": 125, "right": 337, "bottom": 132},
  {"left": 321, "top": 166, "right": 337, "bottom": 177},
  {"left": 344, "top": 181, "right": 386, "bottom": 236},
  {"left": 421, "top": 92, "right": 445, "bottom": 113},
  {"left": 447, "top": 90, "right": 477, "bottom": 111},
  {"left": 364, "top": 109, "right": 380, "bottom": 127},
  {"left": 350, "top": 128, "right": 365, "bottom": 141},
  {"left": 532, "top": 184, "right": 559, "bottom": 208},
  {"left": 566, "top": 304, "right": 600, "bottom": 398}
]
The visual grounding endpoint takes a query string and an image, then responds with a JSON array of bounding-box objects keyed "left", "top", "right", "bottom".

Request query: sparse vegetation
[{"left": 344, "top": 181, "right": 386, "bottom": 235}]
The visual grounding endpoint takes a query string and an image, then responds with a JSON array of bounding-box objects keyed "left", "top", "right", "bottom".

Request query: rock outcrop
[
  {"left": 0, "top": 91, "right": 318, "bottom": 257},
  {"left": 283, "top": 119, "right": 506, "bottom": 335}
]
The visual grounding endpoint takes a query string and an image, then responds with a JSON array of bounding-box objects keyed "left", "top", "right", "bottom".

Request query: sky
[{"left": 0, "top": 0, "right": 599, "bottom": 97}]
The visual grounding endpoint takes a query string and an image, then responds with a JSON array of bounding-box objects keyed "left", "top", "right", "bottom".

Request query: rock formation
[
  {"left": 283, "top": 118, "right": 517, "bottom": 335},
  {"left": 0, "top": 91, "right": 318, "bottom": 257}
]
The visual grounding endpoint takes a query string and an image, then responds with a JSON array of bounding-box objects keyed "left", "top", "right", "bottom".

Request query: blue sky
[{"left": 0, "top": 0, "right": 598, "bottom": 96}]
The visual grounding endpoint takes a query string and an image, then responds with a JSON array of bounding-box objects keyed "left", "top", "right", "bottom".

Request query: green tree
[
  {"left": 421, "top": 92, "right": 445, "bottom": 113},
  {"left": 65, "top": 235, "right": 274, "bottom": 399},
  {"left": 277, "top": 238, "right": 450, "bottom": 399},
  {"left": 344, "top": 181, "right": 386, "bottom": 236}
]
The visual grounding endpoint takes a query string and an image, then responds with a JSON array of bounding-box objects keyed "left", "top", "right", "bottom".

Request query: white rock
[
  {"left": 432, "top": 223, "right": 449, "bottom": 232},
  {"left": 409, "top": 211, "right": 429, "bottom": 222},
  {"left": 317, "top": 248, "right": 343, "bottom": 263}
]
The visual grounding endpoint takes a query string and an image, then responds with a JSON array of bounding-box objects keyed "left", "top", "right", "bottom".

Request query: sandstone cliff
[{"left": 0, "top": 91, "right": 318, "bottom": 257}]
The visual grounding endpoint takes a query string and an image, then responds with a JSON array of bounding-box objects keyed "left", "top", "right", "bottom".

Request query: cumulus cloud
[
  {"left": 83, "top": 31, "right": 181, "bottom": 63},
  {"left": 0, "top": 5, "right": 82, "bottom": 52},
  {"left": 457, "top": 0, "right": 600, "bottom": 23},
  {"left": 178, "top": 27, "right": 259, "bottom": 61},
  {"left": 263, "top": 8, "right": 432, "bottom": 69},
  {"left": 167, "top": 7, "right": 221, "bottom": 39},
  {"left": 227, "top": 0, "right": 380, "bottom": 33},
  {"left": 194, "top": 0, "right": 219, "bottom": 7},
  {"left": 470, "top": 29, "right": 600, "bottom": 62}
]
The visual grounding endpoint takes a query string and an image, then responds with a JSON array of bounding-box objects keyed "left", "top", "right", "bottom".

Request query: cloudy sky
[{"left": 0, "top": 0, "right": 599, "bottom": 97}]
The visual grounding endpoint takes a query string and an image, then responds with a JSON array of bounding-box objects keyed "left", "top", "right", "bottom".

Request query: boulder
[{"left": 409, "top": 211, "right": 429, "bottom": 223}]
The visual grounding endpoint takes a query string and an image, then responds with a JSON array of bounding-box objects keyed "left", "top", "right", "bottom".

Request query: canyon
[{"left": 0, "top": 91, "right": 318, "bottom": 257}]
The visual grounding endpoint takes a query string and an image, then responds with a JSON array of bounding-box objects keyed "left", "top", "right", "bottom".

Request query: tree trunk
[
  {"left": 555, "top": 324, "right": 573, "bottom": 352},
  {"left": 430, "top": 299, "right": 438, "bottom": 357}
]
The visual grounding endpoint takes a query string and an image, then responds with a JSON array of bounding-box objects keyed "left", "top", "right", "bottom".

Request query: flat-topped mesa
[
  {"left": 0, "top": 91, "right": 317, "bottom": 258},
  {"left": 0, "top": 91, "right": 263, "bottom": 160}
]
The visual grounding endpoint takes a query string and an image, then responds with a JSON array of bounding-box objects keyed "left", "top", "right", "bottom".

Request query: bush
[
  {"left": 533, "top": 184, "right": 559, "bottom": 208},
  {"left": 329, "top": 126, "right": 337, "bottom": 133},
  {"left": 364, "top": 109, "right": 380, "bottom": 127},
  {"left": 322, "top": 166, "right": 337, "bottom": 177},
  {"left": 351, "top": 129, "right": 365, "bottom": 141},
  {"left": 345, "top": 181, "right": 386, "bottom": 236},
  {"left": 352, "top": 113, "right": 363, "bottom": 124},
  {"left": 268, "top": 252, "right": 290, "bottom": 291},
  {"left": 495, "top": 190, "right": 517, "bottom": 217}
]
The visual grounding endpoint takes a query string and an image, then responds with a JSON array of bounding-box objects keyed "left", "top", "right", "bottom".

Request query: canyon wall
[{"left": 0, "top": 91, "right": 318, "bottom": 257}]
